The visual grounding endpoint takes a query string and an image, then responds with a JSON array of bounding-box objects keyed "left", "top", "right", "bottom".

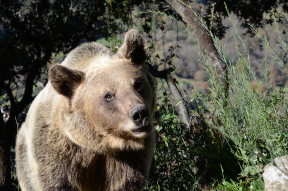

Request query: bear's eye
[
  {"left": 134, "top": 81, "right": 143, "bottom": 91},
  {"left": 104, "top": 93, "right": 114, "bottom": 101}
]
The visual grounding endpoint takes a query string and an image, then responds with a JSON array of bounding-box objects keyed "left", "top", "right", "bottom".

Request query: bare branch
[
  {"left": 165, "top": 72, "right": 190, "bottom": 128},
  {"left": 147, "top": 63, "right": 191, "bottom": 130}
]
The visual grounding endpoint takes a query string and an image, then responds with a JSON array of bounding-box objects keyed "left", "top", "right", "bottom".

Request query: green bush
[{"left": 145, "top": 86, "right": 241, "bottom": 190}]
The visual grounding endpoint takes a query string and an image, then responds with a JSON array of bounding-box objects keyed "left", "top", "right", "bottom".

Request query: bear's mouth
[{"left": 131, "top": 125, "right": 152, "bottom": 135}]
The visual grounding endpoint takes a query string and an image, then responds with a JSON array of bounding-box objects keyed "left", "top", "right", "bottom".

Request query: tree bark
[
  {"left": 165, "top": 0, "right": 228, "bottom": 97},
  {"left": 147, "top": 63, "right": 191, "bottom": 130},
  {"left": 0, "top": 116, "right": 11, "bottom": 191}
]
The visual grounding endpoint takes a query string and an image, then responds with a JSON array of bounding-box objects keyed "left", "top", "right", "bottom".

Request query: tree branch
[
  {"left": 147, "top": 63, "right": 191, "bottom": 130},
  {"left": 3, "top": 85, "right": 15, "bottom": 108},
  {"left": 18, "top": 46, "right": 52, "bottom": 114}
]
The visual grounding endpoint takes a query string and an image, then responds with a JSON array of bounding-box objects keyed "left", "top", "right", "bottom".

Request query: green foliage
[
  {"left": 144, "top": 82, "right": 241, "bottom": 190},
  {"left": 203, "top": 0, "right": 288, "bottom": 39},
  {"left": 145, "top": 93, "right": 199, "bottom": 190},
  {"left": 144, "top": 3, "right": 288, "bottom": 190},
  {"left": 196, "top": 7, "right": 288, "bottom": 190}
]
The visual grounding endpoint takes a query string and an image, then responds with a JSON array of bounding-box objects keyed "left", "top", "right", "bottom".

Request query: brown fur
[{"left": 16, "top": 29, "right": 156, "bottom": 191}]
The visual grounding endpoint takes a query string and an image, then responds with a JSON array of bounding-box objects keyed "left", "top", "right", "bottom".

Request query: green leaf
[
  {"left": 250, "top": 179, "right": 265, "bottom": 191},
  {"left": 249, "top": 154, "right": 257, "bottom": 165},
  {"left": 250, "top": 167, "right": 257, "bottom": 175}
]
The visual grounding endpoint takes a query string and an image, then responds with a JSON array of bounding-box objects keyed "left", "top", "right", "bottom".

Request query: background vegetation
[
  {"left": 143, "top": 8, "right": 288, "bottom": 190},
  {"left": 1, "top": 0, "right": 288, "bottom": 190}
]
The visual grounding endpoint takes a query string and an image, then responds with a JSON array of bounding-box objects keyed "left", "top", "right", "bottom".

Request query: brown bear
[{"left": 16, "top": 29, "right": 156, "bottom": 191}]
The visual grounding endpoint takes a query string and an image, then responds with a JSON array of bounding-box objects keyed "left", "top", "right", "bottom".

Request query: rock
[{"left": 263, "top": 155, "right": 288, "bottom": 191}]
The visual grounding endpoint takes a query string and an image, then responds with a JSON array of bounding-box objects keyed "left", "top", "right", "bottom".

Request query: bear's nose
[{"left": 130, "top": 105, "right": 149, "bottom": 127}]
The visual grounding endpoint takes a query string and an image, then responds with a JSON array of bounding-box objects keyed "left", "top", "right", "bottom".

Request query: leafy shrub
[{"left": 145, "top": 86, "right": 241, "bottom": 190}]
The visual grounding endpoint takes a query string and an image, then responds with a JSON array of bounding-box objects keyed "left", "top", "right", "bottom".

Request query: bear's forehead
[
  {"left": 85, "top": 58, "right": 145, "bottom": 86},
  {"left": 87, "top": 57, "right": 142, "bottom": 72}
]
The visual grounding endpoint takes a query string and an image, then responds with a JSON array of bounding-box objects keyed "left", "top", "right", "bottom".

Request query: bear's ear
[
  {"left": 116, "top": 29, "right": 147, "bottom": 64},
  {"left": 49, "top": 65, "right": 85, "bottom": 98}
]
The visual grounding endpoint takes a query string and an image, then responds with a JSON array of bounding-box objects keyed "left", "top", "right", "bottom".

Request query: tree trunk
[
  {"left": 165, "top": 0, "right": 228, "bottom": 97},
  {"left": 6, "top": 110, "right": 17, "bottom": 148},
  {"left": 0, "top": 116, "right": 11, "bottom": 191}
]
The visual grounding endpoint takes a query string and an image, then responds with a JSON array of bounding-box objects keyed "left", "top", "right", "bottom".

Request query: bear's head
[{"left": 49, "top": 30, "right": 156, "bottom": 154}]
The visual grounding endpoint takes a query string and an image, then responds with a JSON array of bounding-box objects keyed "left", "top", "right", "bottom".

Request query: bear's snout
[{"left": 130, "top": 104, "right": 149, "bottom": 129}]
